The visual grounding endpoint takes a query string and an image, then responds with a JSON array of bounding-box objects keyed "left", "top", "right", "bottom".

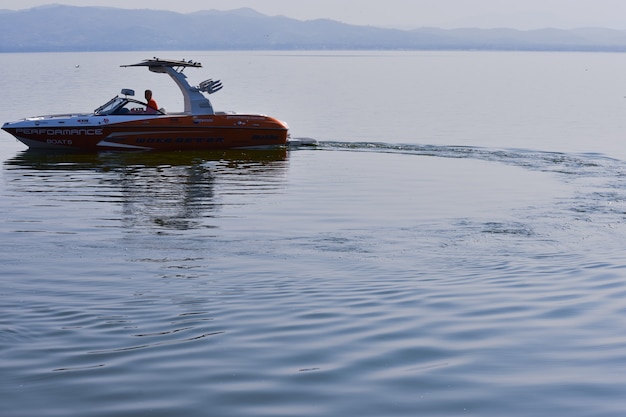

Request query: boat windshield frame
[
  {"left": 94, "top": 96, "right": 164, "bottom": 116},
  {"left": 94, "top": 97, "right": 127, "bottom": 115}
]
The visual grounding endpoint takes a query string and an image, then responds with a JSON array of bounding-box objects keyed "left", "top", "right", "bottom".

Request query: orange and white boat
[{"left": 2, "top": 58, "right": 289, "bottom": 151}]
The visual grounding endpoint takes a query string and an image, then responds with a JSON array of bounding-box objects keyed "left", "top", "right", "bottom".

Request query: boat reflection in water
[{"left": 4, "top": 149, "right": 289, "bottom": 232}]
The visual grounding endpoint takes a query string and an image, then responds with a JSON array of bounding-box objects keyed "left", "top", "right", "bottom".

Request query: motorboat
[{"left": 2, "top": 58, "right": 289, "bottom": 151}]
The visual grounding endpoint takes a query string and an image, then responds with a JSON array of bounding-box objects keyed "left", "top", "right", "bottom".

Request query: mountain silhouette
[{"left": 3, "top": 5, "right": 626, "bottom": 52}]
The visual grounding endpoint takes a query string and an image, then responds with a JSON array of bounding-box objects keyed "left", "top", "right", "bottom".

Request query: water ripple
[{"left": 3, "top": 143, "right": 626, "bottom": 416}]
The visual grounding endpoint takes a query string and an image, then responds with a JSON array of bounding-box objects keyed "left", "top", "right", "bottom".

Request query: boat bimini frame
[{"left": 121, "top": 58, "right": 224, "bottom": 115}]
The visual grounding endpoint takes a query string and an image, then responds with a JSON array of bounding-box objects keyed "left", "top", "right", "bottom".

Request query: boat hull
[{"left": 2, "top": 114, "right": 289, "bottom": 151}]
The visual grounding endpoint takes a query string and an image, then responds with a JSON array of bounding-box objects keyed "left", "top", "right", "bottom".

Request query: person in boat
[{"left": 144, "top": 89, "right": 159, "bottom": 113}]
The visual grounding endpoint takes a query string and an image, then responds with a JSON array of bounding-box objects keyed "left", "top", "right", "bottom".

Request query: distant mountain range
[{"left": 4, "top": 5, "right": 626, "bottom": 52}]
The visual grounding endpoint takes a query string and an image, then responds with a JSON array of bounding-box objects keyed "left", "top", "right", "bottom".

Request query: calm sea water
[{"left": 2, "top": 51, "right": 626, "bottom": 417}]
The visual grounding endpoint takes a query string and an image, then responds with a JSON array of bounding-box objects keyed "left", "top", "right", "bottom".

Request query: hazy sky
[{"left": 2, "top": 0, "right": 626, "bottom": 29}]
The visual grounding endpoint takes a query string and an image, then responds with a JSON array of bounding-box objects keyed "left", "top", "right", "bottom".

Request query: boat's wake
[{"left": 292, "top": 139, "right": 626, "bottom": 179}]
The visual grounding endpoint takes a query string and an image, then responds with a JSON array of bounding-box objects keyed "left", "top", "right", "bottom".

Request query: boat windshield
[
  {"left": 94, "top": 97, "right": 126, "bottom": 115},
  {"left": 94, "top": 97, "right": 164, "bottom": 116}
]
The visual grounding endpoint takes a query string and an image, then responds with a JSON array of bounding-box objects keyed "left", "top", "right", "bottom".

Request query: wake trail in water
[
  {"left": 311, "top": 140, "right": 626, "bottom": 179},
  {"left": 289, "top": 140, "right": 626, "bottom": 258}
]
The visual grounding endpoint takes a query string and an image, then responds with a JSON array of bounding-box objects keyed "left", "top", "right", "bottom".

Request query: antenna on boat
[{"left": 198, "top": 79, "right": 223, "bottom": 94}]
